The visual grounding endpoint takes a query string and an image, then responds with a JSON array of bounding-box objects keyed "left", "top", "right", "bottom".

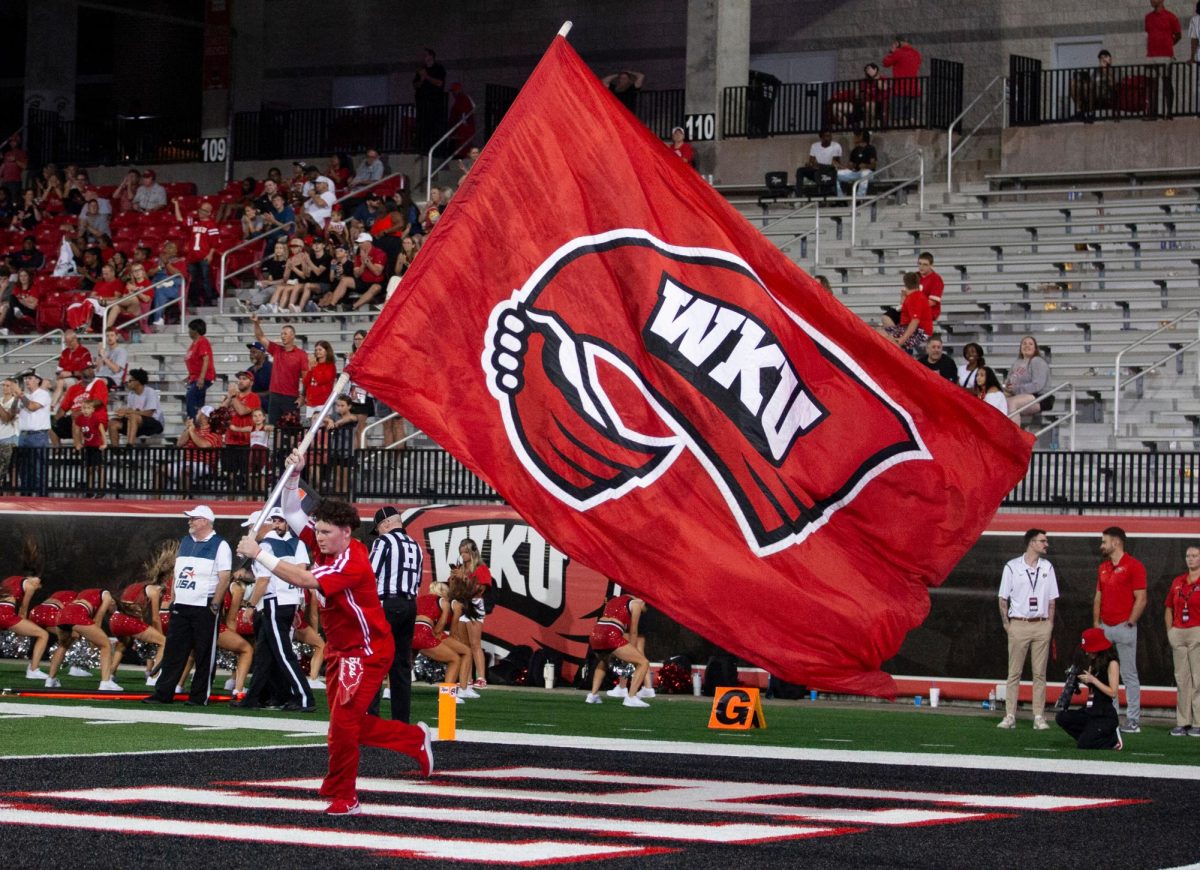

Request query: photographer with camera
[
  {"left": 997, "top": 529, "right": 1059, "bottom": 730},
  {"left": 1055, "top": 628, "right": 1124, "bottom": 750}
]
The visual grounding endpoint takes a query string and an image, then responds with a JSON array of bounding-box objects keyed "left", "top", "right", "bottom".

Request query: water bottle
[
  {"left": 691, "top": 671, "right": 702, "bottom": 696},
  {"left": 542, "top": 660, "right": 554, "bottom": 689},
  {"left": 985, "top": 688, "right": 996, "bottom": 710}
]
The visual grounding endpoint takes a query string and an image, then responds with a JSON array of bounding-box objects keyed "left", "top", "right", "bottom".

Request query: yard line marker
[
  {"left": 523, "top": 723, "right": 557, "bottom": 728},
  {"left": 919, "top": 743, "right": 955, "bottom": 748},
  {"left": 821, "top": 739, "right": 854, "bottom": 743}
]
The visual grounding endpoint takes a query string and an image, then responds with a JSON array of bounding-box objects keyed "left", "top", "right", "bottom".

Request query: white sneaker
[
  {"left": 454, "top": 693, "right": 465, "bottom": 705},
  {"left": 289, "top": 304, "right": 301, "bottom": 313},
  {"left": 25, "top": 668, "right": 48, "bottom": 680},
  {"left": 997, "top": 715, "right": 1016, "bottom": 729},
  {"left": 175, "top": 685, "right": 184, "bottom": 694},
  {"left": 308, "top": 678, "right": 326, "bottom": 689},
  {"left": 458, "top": 686, "right": 480, "bottom": 699},
  {"left": 637, "top": 686, "right": 656, "bottom": 699},
  {"left": 606, "top": 686, "right": 628, "bottom": 698},
  {"left": 1033, "top": 715, "right": 1050, "bottom": 731},
  {"left": 99, "top": 680, "right": 124, "bottom": 692},
  {"left": 223, "top": 678, "right": 235, "bottom": 691},
  {"left": 145, "top": 675, "right": 159, "bottom": 686},
  {"left": 69, "top": 666, "right": 92, "bottom": 678},
  {"left": 585, "top": 693, "right": 602, "bottom": 704},
  {"left": 383, "top": 688, "right": 391, "bottom": 700},
  {"left": 45, "top": 678, "right": 61, "bottom": 688},
  {"left": 623, "top": 695, "right": 651, "bottom": 708}
]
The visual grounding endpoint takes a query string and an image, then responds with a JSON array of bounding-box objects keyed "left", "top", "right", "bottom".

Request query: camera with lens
[{"left": 1055, "top": 663, "right": 1082, "bottom": 712}]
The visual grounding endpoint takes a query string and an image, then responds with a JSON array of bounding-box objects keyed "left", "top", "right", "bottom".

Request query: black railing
[
  {"left": 1009, "top": 57, "right": 1197, "bottom": 126},
  {"left": 482, "top": 84, "right": 684, "bottom": 142},
  {"left": 232, "top": 104, "right": 418, "bottom": 160},
  {"left": 5, "top": 445, "right": 1198, "bottom": 513},
  {"left": 483, "top": 84, "right": 518, "bottom": 140},
  {"left": 25, "top": 109, "right": 203, "bottom": 167},
  {"left": 722, "top": 60, "right": 964, "bottom": 138}
]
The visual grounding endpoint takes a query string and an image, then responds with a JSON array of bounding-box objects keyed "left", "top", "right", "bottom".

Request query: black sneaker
[
  {"left": 141, "top": 696, "right": 171, "bottom": 704},
  {"left": 280, "top": 701, "right": 316, "bottom": 713}
]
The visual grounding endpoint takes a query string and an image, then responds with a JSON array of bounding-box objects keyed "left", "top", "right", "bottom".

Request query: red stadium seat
[{"left": 163, "top": 181, "right": 197, "bottom": 198}]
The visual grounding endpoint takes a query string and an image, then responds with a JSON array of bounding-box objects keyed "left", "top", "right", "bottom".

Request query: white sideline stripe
[
  {"left": 261, "top": 777, "right": 990, "bottom": 826},
  {"left": 0, "top": 805, "right": 647, "bottom": 864},
  {"left": 443, "top": 768, "right": 1132, "bottom": 811},
  {"left": 2, "top": 702, "right": 1198, "bottom": 781},
  {"left": 35, "top": 786, "right": 833, "bottom": 844}
]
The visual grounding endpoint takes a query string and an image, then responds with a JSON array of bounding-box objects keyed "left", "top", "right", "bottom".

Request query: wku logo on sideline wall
[{"left": 484, "top": 229, "right": 930, "bottom": 556}]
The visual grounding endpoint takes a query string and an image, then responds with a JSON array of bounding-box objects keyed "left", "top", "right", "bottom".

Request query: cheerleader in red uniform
[
  {"left": 110, "top": 574, "right": 167, "bottom": 682},
  {"left": 44, "top": 588, "right": 122, "bottom": 691},
  {"left": 217, "top": 567, "right": 256, "bottom": 698},
  {"left": 0, "top": 575, "right": 51, "bottom": 679},
  {"left": 412, "top": 581, "right": 471, "bottom": 702},
  {"left": 295, "top": 588, "right": 326, "bottom": 688},
  {"left": 585, "top": 594, "right": 652, "bottom": 708},
  {"left": 29, "top": 589, "right": 78, "bottom": 630},
  {"left": 451, "top": 538, "right": 493, "bottom": 689}
]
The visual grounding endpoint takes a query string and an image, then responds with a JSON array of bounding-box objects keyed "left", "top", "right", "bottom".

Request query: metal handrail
[
  {"left": 423, "top": 107, "right": 476, "bottom": 200},
  {"left": 1010, "top": 382, "right": 1077, "bottom": 449},
  {"left": 359, "top": 411, "right": 398, "bottom": 449},
  {"left": 217, "top": 220, "right": 296, "bottom": 314},
  {"left": 0, "top": 328, "right": 63, "bottom": 362},
  {"left": 93, "top": 273, "right": 188, "bottom": 338},
  {"left": 772, "top": 203, "right": 823, "bottom": 259},
  {"left": 333, "top": 170, "right": 406, "bottom": 210},
  {"left": 850, "top": 148, "right": 924, "bottom": 246},
  {"left": 947, "top": 75, "right": 1007, "bottom": 190},
  {"left": 1112, "top": 308, "right": 1200, "bottom": 435}
]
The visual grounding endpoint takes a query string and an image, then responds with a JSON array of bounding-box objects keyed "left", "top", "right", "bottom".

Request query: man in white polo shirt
[
  {"left": 15, "top": 369, "right": 52, "bottom": 496},
  {"left": 997, "top": 528, "right": 1059, "bottom": 731},
  {"left": 144, "top": 505, "right": 232, "bottom": 706}
]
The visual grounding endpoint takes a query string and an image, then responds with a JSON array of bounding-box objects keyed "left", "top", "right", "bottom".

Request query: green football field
[{"left": 2, "top": 659, "right": 1199, "bottom": 766}]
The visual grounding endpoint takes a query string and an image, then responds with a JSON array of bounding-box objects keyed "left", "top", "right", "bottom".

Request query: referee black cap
[{"left": 373, "top": 505, "right": 401, "bottom": 528}]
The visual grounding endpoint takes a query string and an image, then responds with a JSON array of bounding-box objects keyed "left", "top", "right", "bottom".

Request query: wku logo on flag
[
  {"left": 346, "top": 33, "right": 1034, "bottom": 695},
  {"left": 483, "top": 229, "right": 929, "bottom": 556}
]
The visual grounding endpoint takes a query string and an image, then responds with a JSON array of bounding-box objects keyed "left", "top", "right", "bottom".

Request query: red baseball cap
[{"left": 1080, "top": 627, "right": 1112, "bottom": 653}]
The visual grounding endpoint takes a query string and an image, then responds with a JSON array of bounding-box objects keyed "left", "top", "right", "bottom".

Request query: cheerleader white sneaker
[
  {"left": 308, "top": 678, "right": 326, "bottom": 689},
  {"left": 585, "top": 693, "right": 602, "bottom": 704},
  {"left": 99, "top": 680, "right": 124, "bottom": 692},
  {"left": 606, "top": 686, "right": 628, "bottom": 698},
  {"left": 69, "top": 666, "right": 92, "bottom": 678},
  {"left": 636, "top": 687, "right": 656, "bottom": 699},
  {"left": 25, "top": 668, "right": 48, "bottom": 680},
  {"left": 223, "top": 678, "right": 235, "bottom": 691},
  {"left": 622, "top": 696, "right": 650, "bottom": 708},
  {"left": 45, "top": 678, "right": 61, "bottom": 688},
  {"left": 458, "top": 686, "right": 480, "bottom": 699},
  {"left": 145, "top": 675, "right": 159, "bottom": 686}
]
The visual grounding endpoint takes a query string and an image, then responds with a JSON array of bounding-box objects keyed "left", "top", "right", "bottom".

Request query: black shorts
[
  {"left": 114, "top": 416, "right": 164, "bottom": 436},
  {"left": 353, "top": 277, "right": 383, "bottom": 297},
  {"left": 82, "top": 446, "right": 105, "bottom": 467},
  {"left": 349, "top": 401, "right": 372, "bottom": 417}
]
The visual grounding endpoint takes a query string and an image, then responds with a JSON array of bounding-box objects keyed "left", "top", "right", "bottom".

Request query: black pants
[
  {"left": 368, "top": 596, "right": 416, "bottom": 722},
  {"left": 1056, "top": 708, "right": 1119, "bottom": 749},
  {"left": 267, "top": 393, "right": 298, "bottom": 426},
  {"left": 245, "top": 600, "right": 311, "bottom": 708},
  {"left": 152, "top": 603, "right": 218, "bottom": 704}
]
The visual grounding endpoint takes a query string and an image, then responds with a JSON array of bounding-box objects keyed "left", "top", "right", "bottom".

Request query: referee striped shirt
[{"left": 370, "top": 529, "right": 423, "bottom": 599}]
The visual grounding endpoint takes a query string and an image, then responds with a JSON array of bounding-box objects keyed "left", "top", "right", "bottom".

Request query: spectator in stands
[
  {"left": 394, "top": 189, "right": 421, "bottom": 238},
  {"left": 917, "top": 335, "right": 957, "bottom": 382},
  {"left": 165, "top": 406, "right": 222, "bottom": 488},
  {"left": 175, "top": 199, "right": 219, "bottom": 307},
  {"left": 132, "top": 170, "right": 167, "bottom": 213},
  {"left": 266, "top": 166, "right": 284, "bottom": 187},
  {"left": 112, "top": 262, "right": 153, "bottom": 334},
  {"left": 108, "top": 250, "right": 129, "bottom": 281},
  {"left": 326, "top": 153, "right": 354, "bottom": 188},
  {"left": 1146, "top": 0, "right": 1182, "bottom": 119},
  {"left": 262, "top": 192, "right": 295, "bottom": 246},
  {"left": 149, "top": 241, "right": 186, "bottom": 330},
  {"left": 10, "top": 236, "right": 45, "bottom": 272},
  {"left": 0, "top": 267, "right": 11, "bottom": 334},
  {"left": 35, "top": 163, "right": 62, "bottom": 204},
  {"left": 349, "top": 149, "right": 385, "bottom": 194},
  {"left": 882, "top": 35, "right": 923, "bottom": 123},
  {"left": 878, "top": 272, "right": 931, "bottom": 355},
  {"left": 1005, "top": 335, "right": 1051, "bottom": 418},
  {"left": 414, "top": 48, "right": 448, "bottom": 150},
  {"left": 85, "top": 262, "right": 125, "bottom": 330},
  {"left": 55, "top": 328, "right": 92, "bottom": 393},
  {"left": 5, "top": 268, "right": 38, "bottom": 332},
  {"left": 252, "top": 178, "right": 278, "bottom": 214},
  {"left": 976, "top": 366, "right": 1009, "bottom": 414},
  {"left": 347, "top": 329, "right": 373, "bottom": 447},
  {"left": 0, "top": 376, "right": 18, "bottom": 483},
  {"left": 796, "top": 130, "right": 842, "bottom": 197},
  {"left": 76, "top": 199, "right": 109, "bottom": 246},
  {"left": 12, "top": 190, "right": 41, "bottom": 231},
  {"left": 15, "top": 369, "right": 52, "bottom": 495},
  {"left": 97, "top": 329, "right": 129, "bottom": 388},
  {"left": 0, "top": 133, "right": 26, "bottom": 203},
  {"left": 251, "top": 314, "right": 308, "bottom": 424},
  {"left": 221, "top": 371, "right": 262, "bottom": 461},
  {"left": 602, "top": 68, "right": 645, "bottom": 113},
  {"left": 302, "top": 340, "right": 338, "bottom": 419},
  {"left": 111, "top": 169, "right": 140, "bottom": 213},
  {"left": 393, "top": 237, "right": 419, "bottom": 280},
  {"left": 957, "top": 341, "right": 986, "bottom": 390},
  {"left": 857, "top": 63, "right": 887, "bottom": 129},
  {"left": 667, "top": 127, "right": 695, "bottom": 166},
  {"left": 456, "top": 145, "right": 481, "bottom": 184},
  {"left": 74, "top": 246, "right": 102, "bottom": 292},
  {"left": 836, "top": 130, "right": 877, "bottom": 197},
  {"left": 185, "top": 318, "right": 215, "bottom": 422},
  {"left": 245, "top": 341, "right": 273, "bottom": 407},
  {"left": 300, "top": 164, "right": 336, "bottom": 199},
  {"left": 351, "top": 192, "right": 387, "bottom": 229},
  {"left": 108, "top": 368, "right": 164, "bottom": 444},
  {"left": 302, "top": 178, "right": 336, "bottom": 235},
  {"left": 916, "top": 251, "right": 944, "bottom": 322},
  {"left": 813, "top": 274, "right": 833, "bottom": 292},
  {"left": 72, "top": 395, "right": 108, "bottom": 497},
  {"left": 254, "top": 238, "right": 291, "bottom": 314},
  {"left": 299, "top": 238, "right": 332, "bottom": 312},
  {"left": 321, "top": 233, "right": 386, "bottom": 311},
  {"left": 240, "top": 202, "right": 264, "bottom": 241},
  {"left": 51, "top": 359, "right": 107, "bottom": 446}
]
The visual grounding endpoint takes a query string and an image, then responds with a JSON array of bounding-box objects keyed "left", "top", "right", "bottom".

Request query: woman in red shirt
[
  {"left": 878, "top": 271, "right": 931, "bottom": 355},
  {"left": 303, "top": 340, "right": 338, "bottom": 419},
  {"left": 184, "top": 318, "right": 215, "bottom": 421},
  {"left": 86, "top": 263, "right": 126, "bottom": 330},
  {"left": 452, "top": 538, "right": 493, "bottom": 689},
  {"left": 667, "top": 127, "right": 695, "bottom": 166},
  {"left": 1165, "top": 545, "right": 1200, "bottom": 736}
]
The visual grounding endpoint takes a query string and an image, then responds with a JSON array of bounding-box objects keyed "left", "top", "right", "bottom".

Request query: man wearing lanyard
[
  {"left": 997, "top": 528, "right": 1059, "bottom": 730},
  {"left": 1095, "top": 526, "right": 1147, "bottom": 733}
]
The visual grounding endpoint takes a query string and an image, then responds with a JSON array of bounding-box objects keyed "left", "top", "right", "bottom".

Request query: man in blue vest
[
  {"left": 234, "top": 507, "right": 315, "bottom": 711},
  {"left": 143, "top": 505, "right": 232, "bottom": 705}
]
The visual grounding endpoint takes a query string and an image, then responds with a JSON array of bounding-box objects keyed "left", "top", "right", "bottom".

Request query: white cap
[
  {"left": 240, "top": 509, "right": 262, "bottom": 528},
  {"left": 199, "top": 405, "right": 214, "bottom": 417},
  {"left": 184, "top": 505, "right": 215, "bottom": 522},
  {"left": 355, "top": 232, "right": 373, "bottom": 243},
  {"left": 266, "top": 506, "right": 285, "bottom": 521}
]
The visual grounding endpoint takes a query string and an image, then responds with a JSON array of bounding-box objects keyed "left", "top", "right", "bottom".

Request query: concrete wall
[{"left": 1002, "top": 117, "right": 1200, "bottom": 173}]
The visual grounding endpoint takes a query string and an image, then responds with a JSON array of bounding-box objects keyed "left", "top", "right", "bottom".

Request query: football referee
[{"left": 368, "top": 505, "right": 423, "bottom": 722}]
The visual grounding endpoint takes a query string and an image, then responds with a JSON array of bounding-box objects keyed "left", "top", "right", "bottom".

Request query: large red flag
[{"left": 348, "top": 36, "right": 1034, "bottom": 696}]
